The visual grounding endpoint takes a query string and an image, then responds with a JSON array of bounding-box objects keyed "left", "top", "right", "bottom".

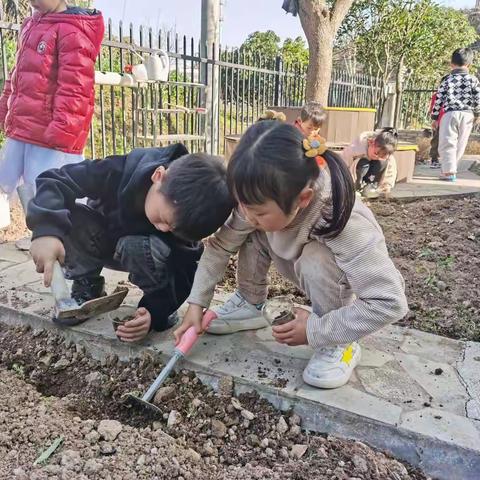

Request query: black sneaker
[{"left": 71, "top": 276, "right": 106, "bottom": 305}]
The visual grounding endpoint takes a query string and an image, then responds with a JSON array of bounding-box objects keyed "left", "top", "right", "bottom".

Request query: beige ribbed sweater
[{"left": 187, "top": 172, "right": 408, "bottom": 348}]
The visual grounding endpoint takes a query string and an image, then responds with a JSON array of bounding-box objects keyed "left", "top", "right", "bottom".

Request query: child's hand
[
  {"left": 116, "top": 307, "right": 151, "bottom": 342},
  {"left": 30, "top": 236, "right": 66, "bottom": 287},
  {"left": 272, "top": 307, "right": 310, "bottom": 346},
  {"left": 173, "top": 304, "right": 204, "bottom": 345}
]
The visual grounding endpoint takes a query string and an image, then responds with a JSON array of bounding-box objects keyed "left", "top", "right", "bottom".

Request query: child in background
[
  {"left": 341, "top": 128, "right": 398, "bottom": 198},
  {"left": 174, "top": 122, "right": 407, "bottom": 389},
  {"left": 431, "top": 48, "right": 480, "bottom": 182},
  {"left": 294, "top": 101, "right": 327, "bottom": 136},
  {"left": 0, "top": 0, "right": 104, "bottom": 242},
  {"left": 27, "top": 145, "right": 235, "bottom": 342}
]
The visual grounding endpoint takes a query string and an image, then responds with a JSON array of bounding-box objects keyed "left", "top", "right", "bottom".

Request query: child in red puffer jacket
[{"left": 0, "top": 0, "right": 104, "bottom": 234}]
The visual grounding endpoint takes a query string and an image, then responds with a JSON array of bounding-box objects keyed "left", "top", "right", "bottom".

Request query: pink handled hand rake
[{"left": 124, "top": 310, "right": 217, "bottom": 414}]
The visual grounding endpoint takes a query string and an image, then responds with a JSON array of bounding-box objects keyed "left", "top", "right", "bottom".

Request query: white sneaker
[
  {"left": 207, "top": 290, "right": 269, "bottom": 335},
  {"left": 303, "top": 342, "right": 361, "bottom": 389}
]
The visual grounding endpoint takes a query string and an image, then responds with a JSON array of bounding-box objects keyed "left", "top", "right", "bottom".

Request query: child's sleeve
[
  {"left": 26, "top": 155, "right": 124, "bottom": 242},
  {"left": 187, "top": 209, "right": 255, "bottom": 308},
  {"left": 431, "top": 81, "right": 446, "bottom": 120},
  {"left": 472, "top": 77, "right": 480, "bottom": 117},
  {"left": 307, "top": 201, "right": 408, "bottom": 349},
  {"left": 0, "top": 72, "right": 13, "bottom": 127},
  {"left": 43, "top": 28, "right": 100, "bottom": 150}
]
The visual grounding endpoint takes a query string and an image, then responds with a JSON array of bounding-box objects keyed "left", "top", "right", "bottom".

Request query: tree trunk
[{"left": 297, "top": 0, "right": 354, "bottom": 106}]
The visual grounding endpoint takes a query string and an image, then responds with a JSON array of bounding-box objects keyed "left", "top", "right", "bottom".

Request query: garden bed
[
  {"left": 220, "top": 196, "right": 480, "bottom": 342},
  {"left": 0, "top": 323, "right": 426, "bottom": 480}
]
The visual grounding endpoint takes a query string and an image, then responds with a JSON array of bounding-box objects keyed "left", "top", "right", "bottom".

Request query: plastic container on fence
[{"left": 145, "top": 51, "right": 170, "bottom": 82}]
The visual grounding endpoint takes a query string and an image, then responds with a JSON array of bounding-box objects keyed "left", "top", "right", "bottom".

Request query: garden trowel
[{"left": 16, "top": 184, "right": 128, "bottom": 325}]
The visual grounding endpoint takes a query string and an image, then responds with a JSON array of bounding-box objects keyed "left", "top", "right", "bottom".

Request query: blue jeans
[{"left": 62, "top": 204, "right": 203, "bottom": 331}]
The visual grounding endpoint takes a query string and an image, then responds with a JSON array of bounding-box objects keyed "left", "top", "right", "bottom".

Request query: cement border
[{"left": 1, "top": 304, "right": 479, "bottom": 480}]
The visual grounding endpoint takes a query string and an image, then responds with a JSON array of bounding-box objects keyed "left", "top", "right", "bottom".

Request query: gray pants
[
  {"left": 439, "top": 110, "right": 474, "bottom": 174},
  {"left": 237, "top": 232, "right": 355, "bottom": 318}
]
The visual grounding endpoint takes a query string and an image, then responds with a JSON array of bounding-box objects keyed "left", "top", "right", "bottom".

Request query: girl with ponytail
[{"left": 175, "top": 121, "right": 407, "bottom": 390}]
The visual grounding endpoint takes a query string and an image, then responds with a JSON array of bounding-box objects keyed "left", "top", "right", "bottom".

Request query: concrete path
[
  {"left": 0, "top": 242, "right": 479, "bottom": 480},
  {"left": 391, "top": 156, "right": 480, "bottom": 200}
]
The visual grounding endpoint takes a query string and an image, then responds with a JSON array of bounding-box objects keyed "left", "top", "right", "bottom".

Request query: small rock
[
  {"left": 153, "top": 386, "right": 176, "bottom": 405},
  {"left": 61, "top": 449, "right": 82, "bottom": 469},
  {"left": 152, "top": 421, "right": 163, "bottom": 431},
  {"left": 280, "top": 447, "right": 289, "bottom": 460},
  {"left": 260, "top": 438, "right": 269, "bottom": 448},
  {"left": 276, "top": 416, "right": 289, "bottom": 434},
  {"left": 318, "top": 447, "right": 328, "bottom": 458},
  {"left": 98, "top": 419, "right": 123, "bottom": 441},
  {"left": 192, "top": 398, "right": 202, "bottom": 408},
  {"left": 436, "top": 281, "right": 447, "bottom": 291},
  {"left": 265, "top": 448, "right": 274, "bottom": 457},
  {"left": 54, "top": 358, "right": 70, "bottom": 370},
  {"left": 352, "top": 454, "right": 368, "bottom": 473},
  {"left": 85, "top": 371, "right": 105, "bottom": 386},
  {"left": 247, "top": 434, "right": 260, "bottom": 446},
  {"left": 84, "top": 459, "right": 102, "bottom": 475},
  {"left": 99, "top": 442, "right": 116, "bottom": 456},
  {"left": 218, "top": 376, "right": 234, "bottom": 397},
  {"left": 85, "top": 430, "right": 100, "bottom": 444},
  {"left": 211, "top": 419, "right": 227, "bottom": 438},
  {"left": 137, "top": 454, "right": 146, "bottom": 466},
  {"left": 434, "top": 368, "right": 443, "bottom": 376},
  {"left": 338, "top": 460, "right": 345, "bottom": 467},
  {"left": 167, "top": 410, "right": 180, "bottom": 428},
  {"left": 389, "top": 460, "right": 409, "bottom": 477},
  {"left": 291, "top": 444, "right": 308, "bottom": 459},
  {"left": 181, "top": 375, "right": 190, "bottom": 384},
  {"left": 289, "top": 413, "right": 301, "bottom": 426},
  {"left": 39, "top": 354, "right": 54, "bottom": 367},
  {"left": 241, "top": 409, "right": 255, "bottom": 421},
  {"left": 231, "top": 398, "right": 242, "bottom": 410},
  {"left": 290, "top": 425, "right": 301, "bottom": 436},
  {"left": 185, "top": 448, "right": 202, "bottom": 463},
  {"left": 12, "top": 468, "right": 27, "bottom": 480}
]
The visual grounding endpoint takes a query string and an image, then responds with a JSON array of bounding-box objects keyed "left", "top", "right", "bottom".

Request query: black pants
[
  {"left": 62, "top": 204, "right": 203, "bottom": 331},
  {"left": 355, "top": 157, "right": 388, "bottom": 190},
  {"left": 430, "top": 127, "right": 440, "bottom": 163}
]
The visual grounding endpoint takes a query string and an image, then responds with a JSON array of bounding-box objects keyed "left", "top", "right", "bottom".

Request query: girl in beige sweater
[
  {"left": 174, "top": 122, "right": 407, "bottom": 389},
  {"left": 341, "top": 128, "right": 398, "bottom": 197}
]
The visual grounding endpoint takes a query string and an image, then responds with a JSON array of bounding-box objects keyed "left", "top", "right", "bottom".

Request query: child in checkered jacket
[{"left": 431, "top": 48, "right": 480, "bottom": 182}]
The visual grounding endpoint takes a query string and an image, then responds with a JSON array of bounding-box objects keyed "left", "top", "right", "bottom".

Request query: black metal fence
[{"left": 0, "top": 19, "right": 382, "bottom": 157}]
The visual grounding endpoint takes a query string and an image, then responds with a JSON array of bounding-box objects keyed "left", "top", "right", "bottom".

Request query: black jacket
[{"left": 28, "top": 144, "right": 189, "bottom": 242}]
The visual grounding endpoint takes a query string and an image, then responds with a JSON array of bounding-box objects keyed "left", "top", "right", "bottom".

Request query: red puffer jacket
[{"left": 0, "top": 10, "right": 104, "bottom": 154}]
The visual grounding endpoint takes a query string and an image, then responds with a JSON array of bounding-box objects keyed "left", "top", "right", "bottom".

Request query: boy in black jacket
[{"left": 27, "top": 144, "right": 235, "bottom": 342}]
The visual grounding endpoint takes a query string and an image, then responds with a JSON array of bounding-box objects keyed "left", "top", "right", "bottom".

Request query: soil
[
  {"left": 0, "top": 323, "right": 428, "bottom": 480},
  {"left": 220, "top": 196, "right": 480, "bottom": 342},
  {"left": 0, "top": 202, "right": 29, "bottom": 244}
]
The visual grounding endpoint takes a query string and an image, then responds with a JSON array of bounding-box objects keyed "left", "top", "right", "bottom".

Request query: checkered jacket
[{"left": 431, "top": 69, "right": 480, "bottom": 120}]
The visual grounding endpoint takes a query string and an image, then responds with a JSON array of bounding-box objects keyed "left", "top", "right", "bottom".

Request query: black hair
[
  {"left": 371, "top": 127, "right": 398, "bottom": 156},
  {"left": 300, "top": 101, "right": 328, "bottom": 128},
  {"left": 160, "top": 153, "right": 235, "bottom": 241},
  {"left": 451, "top": 48, "right": 474, "bottom": 67},
  {"left": 228, "top": 121, "right": 354, "bottom": 239}
]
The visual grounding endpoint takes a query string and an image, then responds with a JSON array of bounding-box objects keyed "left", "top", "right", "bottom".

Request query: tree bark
[{"left": 297, "top": 0, "right": 354, "bottom": 105}]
